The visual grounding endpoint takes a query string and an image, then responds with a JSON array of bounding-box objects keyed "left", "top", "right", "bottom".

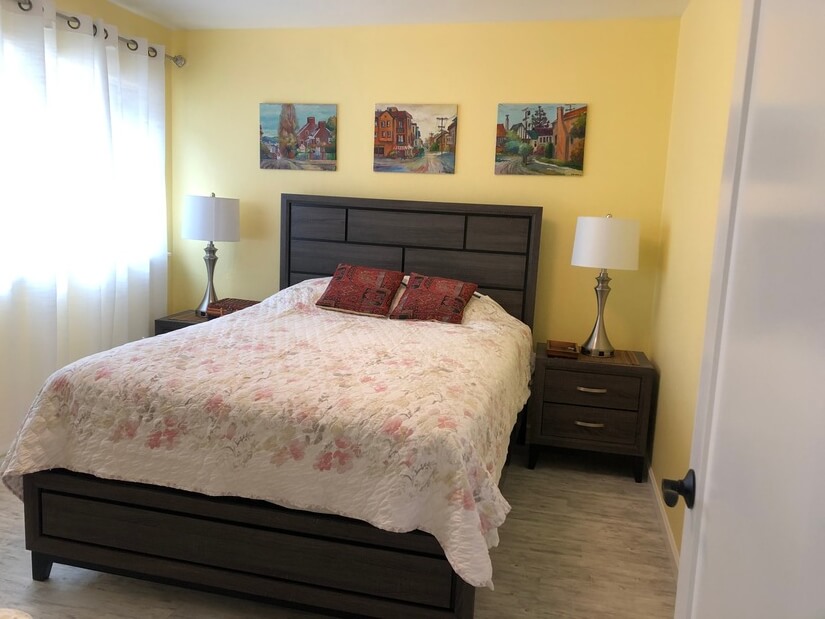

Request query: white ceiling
[{"left": 110, "top": 0, "right": 689, "bottom": 31}]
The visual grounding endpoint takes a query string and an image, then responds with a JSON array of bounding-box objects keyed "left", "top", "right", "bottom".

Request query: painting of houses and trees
[
  {"left": 260, "top": 103, "right": 336, "bottom": 171},
  {"left": 374, "top": 104, "right": 457, "bottom": 174},
  {"left": 495, "top": 103, "right": 587, "bottom": 175}
]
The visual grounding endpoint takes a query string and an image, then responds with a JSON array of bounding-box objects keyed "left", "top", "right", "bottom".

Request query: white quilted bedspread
[{"left": 1, "top": 278, "right": 533, "bottom": 588}]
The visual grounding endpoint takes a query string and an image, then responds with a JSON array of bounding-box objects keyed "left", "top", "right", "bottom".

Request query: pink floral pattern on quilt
[{"left": 0, "top": 278, "right": 533, "bottom": 589}]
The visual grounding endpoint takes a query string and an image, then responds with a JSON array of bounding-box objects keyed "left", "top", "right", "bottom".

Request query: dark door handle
[{"left": 662, "top": 469, "right": 696, "bottom": 509}]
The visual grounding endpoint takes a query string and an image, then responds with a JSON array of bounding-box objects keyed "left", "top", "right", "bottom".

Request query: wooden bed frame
[{"left": 22, "top": 194, "right": 542, "bottom": 618}]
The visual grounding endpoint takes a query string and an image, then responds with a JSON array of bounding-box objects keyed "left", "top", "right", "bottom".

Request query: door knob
[{"left": 662, "top": 469, "right": 696, "bottom": 509}]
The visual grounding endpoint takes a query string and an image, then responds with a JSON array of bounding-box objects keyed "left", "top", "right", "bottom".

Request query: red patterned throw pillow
[
  {"left": 316, "top": 263, "right": 404, "bottom": 316},
  {"left": 389, "top": 273, "right": 478, "bottom": 323}
]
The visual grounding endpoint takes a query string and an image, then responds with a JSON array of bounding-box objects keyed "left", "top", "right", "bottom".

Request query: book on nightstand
[
  {"left": 546, "top": 339, "right": 579, "bottom": 359},
  {"left": 206, "top": 298, "right": 259, "bottom": 318}
]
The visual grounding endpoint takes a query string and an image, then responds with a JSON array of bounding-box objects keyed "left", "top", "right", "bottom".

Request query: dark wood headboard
[{"left": 280, "top": 194, "right": 543, "bottom": 328}]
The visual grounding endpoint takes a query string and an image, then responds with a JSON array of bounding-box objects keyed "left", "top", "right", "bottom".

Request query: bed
[{"left": 3, "top": 194, "right": 542, "bottom": 618}]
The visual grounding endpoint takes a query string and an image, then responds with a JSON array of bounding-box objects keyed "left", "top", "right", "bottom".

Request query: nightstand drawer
[
  {"left": 543, "top": 369, "right": 640, "bottom": 411},
  {"left": 541, "top": 403, "right": 639, "bottom": 446},
  {"left": 154, "top": 310, "right": 208, "bottom": 335}
]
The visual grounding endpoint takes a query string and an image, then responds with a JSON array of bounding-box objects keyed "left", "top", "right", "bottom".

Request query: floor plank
[{"left": 0, "top": 447, "right": 676, "bottom": 618}]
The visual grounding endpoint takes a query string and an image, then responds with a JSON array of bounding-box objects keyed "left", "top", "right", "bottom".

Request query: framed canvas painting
[
  {"left": 374, "top": 104, "right": 457, "bottom": 174},
  {"left": 495, "top": 103, "right": 587, "bottom": 175},
  {"left": 260, "top": 103, "right": 337, "bottom": 171}
]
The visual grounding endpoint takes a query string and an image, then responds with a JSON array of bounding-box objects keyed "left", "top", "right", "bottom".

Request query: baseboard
[{"left": 647, "top": 466, "right": 680, "bottom": 578}]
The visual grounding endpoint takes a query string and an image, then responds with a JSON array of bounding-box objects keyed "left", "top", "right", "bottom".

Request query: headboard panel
[{"left": 280, "top": 194, "right": 543, "bottom": 328}]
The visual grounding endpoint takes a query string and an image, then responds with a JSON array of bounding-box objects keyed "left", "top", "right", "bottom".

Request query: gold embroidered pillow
[
  {"left": 316, "top": 264, "right": 404, "bottom": 316},
  {"left": 389, "top": 273, "right": 478, "bottom": 323}
]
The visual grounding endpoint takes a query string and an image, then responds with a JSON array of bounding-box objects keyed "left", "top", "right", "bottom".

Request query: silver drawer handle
[
  {"left": 576, "top": 386, "right": 608, "bottom": 394},
  {"left": 575, "top": 421, "right": 605, "bottom": 428}
]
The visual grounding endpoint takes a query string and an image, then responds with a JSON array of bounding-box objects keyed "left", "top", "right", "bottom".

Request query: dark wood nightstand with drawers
[
  {"left": 527, "top": 342, "right": 659, "bottom": 482},
  {"left": 154, "top": 310, "right": 208, "bottom": 335}
]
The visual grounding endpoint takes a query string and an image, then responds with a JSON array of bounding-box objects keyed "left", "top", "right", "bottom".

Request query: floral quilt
[{"left": 1, "top": 278, "right": 533, "bottom": 588}]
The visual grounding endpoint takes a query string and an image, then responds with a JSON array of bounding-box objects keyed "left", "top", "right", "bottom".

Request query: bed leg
[{"left": 31, "top": 552, "right": 53, "bottom": 581}]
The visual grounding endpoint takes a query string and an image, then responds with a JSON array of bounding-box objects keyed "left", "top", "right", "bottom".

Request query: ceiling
[{"left": 110, "top": 0, "right": 689, "bottom": 31}]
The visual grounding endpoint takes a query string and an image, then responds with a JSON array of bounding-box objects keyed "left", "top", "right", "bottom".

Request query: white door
[{"left": 674, "top": 0, "right": 825, "bottom": 617}]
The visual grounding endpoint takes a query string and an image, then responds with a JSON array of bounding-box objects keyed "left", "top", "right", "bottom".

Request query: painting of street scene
[
  {"left": 260, "top": 103, "right": 336, "bottom": 171},
  {"left": 495, "top": 103, "right": 587, "bottom": 175},
  {"left": 374, "top": 104, "right": 457, "bottom": 174}
]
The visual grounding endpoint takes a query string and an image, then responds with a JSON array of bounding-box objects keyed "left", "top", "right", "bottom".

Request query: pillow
[
  {"left": 315, "top": 263, "right": 404, "bottom": 316},
  {"left": 389, "top": 273, "right": 478, "bottom": 323}
]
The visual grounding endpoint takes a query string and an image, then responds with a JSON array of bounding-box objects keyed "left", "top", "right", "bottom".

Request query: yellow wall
[
  {"left": 650, "top": 0, "right": 742, "bottom": 547},
  {"left": 170, "top": 20, "right": 679, "bottom": 350}
]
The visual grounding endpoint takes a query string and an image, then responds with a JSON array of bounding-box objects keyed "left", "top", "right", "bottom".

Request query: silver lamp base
[
  {"left": 581, "top": 269, "right": 615, "bottom": 357},
  {"left": 195, "top": 241, "right": 219, "bottom": 316}
]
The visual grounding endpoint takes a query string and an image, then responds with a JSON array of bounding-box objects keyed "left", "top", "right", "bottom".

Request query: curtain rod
[{"left": 16, "top": 1, "right": 186, "bottom": 67}]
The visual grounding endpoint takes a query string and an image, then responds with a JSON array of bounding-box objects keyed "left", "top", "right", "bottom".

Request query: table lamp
[
  {"left": 182, "top": 193, "right": 240, "bottom": 315},
  {"left": 571, "top": 214, "right": 639, "bottom": 357}
]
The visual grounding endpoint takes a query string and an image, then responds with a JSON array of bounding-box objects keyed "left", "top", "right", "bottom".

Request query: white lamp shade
[
  {"left": 571, "top": 216, "right": 640, "bottom": 271},
  {"left": 182, "top": 194, "right": 240, "bottom": 242}
]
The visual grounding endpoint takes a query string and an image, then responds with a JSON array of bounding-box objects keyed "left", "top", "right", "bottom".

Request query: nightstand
[
  {"left": 527, "top": 342, "right": 659, "bottom": 482},
  {"left": 154, "top": 310, "right": 208, "bottom": 335}
]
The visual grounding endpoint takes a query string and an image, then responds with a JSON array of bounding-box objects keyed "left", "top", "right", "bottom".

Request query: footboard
[{"left": 23, "top": 470, "right": 474, "bottom": 618}]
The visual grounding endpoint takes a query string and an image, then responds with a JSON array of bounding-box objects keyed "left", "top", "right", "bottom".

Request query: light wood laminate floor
[{"left": 0, "top": 448, "right": 676, "bottom": 618}]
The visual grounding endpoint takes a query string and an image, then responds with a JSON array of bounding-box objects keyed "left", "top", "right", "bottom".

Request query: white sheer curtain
[{"left": 0, "top": 0, "right": 168, "bottom": 450}]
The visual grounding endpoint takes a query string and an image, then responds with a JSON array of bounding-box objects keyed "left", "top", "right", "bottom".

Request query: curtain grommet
[{"left": 18, "top": 1, "right": 33, "bottom": 11}]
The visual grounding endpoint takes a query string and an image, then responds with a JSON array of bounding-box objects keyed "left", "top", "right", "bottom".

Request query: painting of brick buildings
[
  {"left": 374, "top": 104, "right": 457, "bottom": 174},
  {"left": 495, "top": 103, "right": 587, "bottom": 175},
  {"left": 260, "top": 103, "right": 337, "bottom": 171}
]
